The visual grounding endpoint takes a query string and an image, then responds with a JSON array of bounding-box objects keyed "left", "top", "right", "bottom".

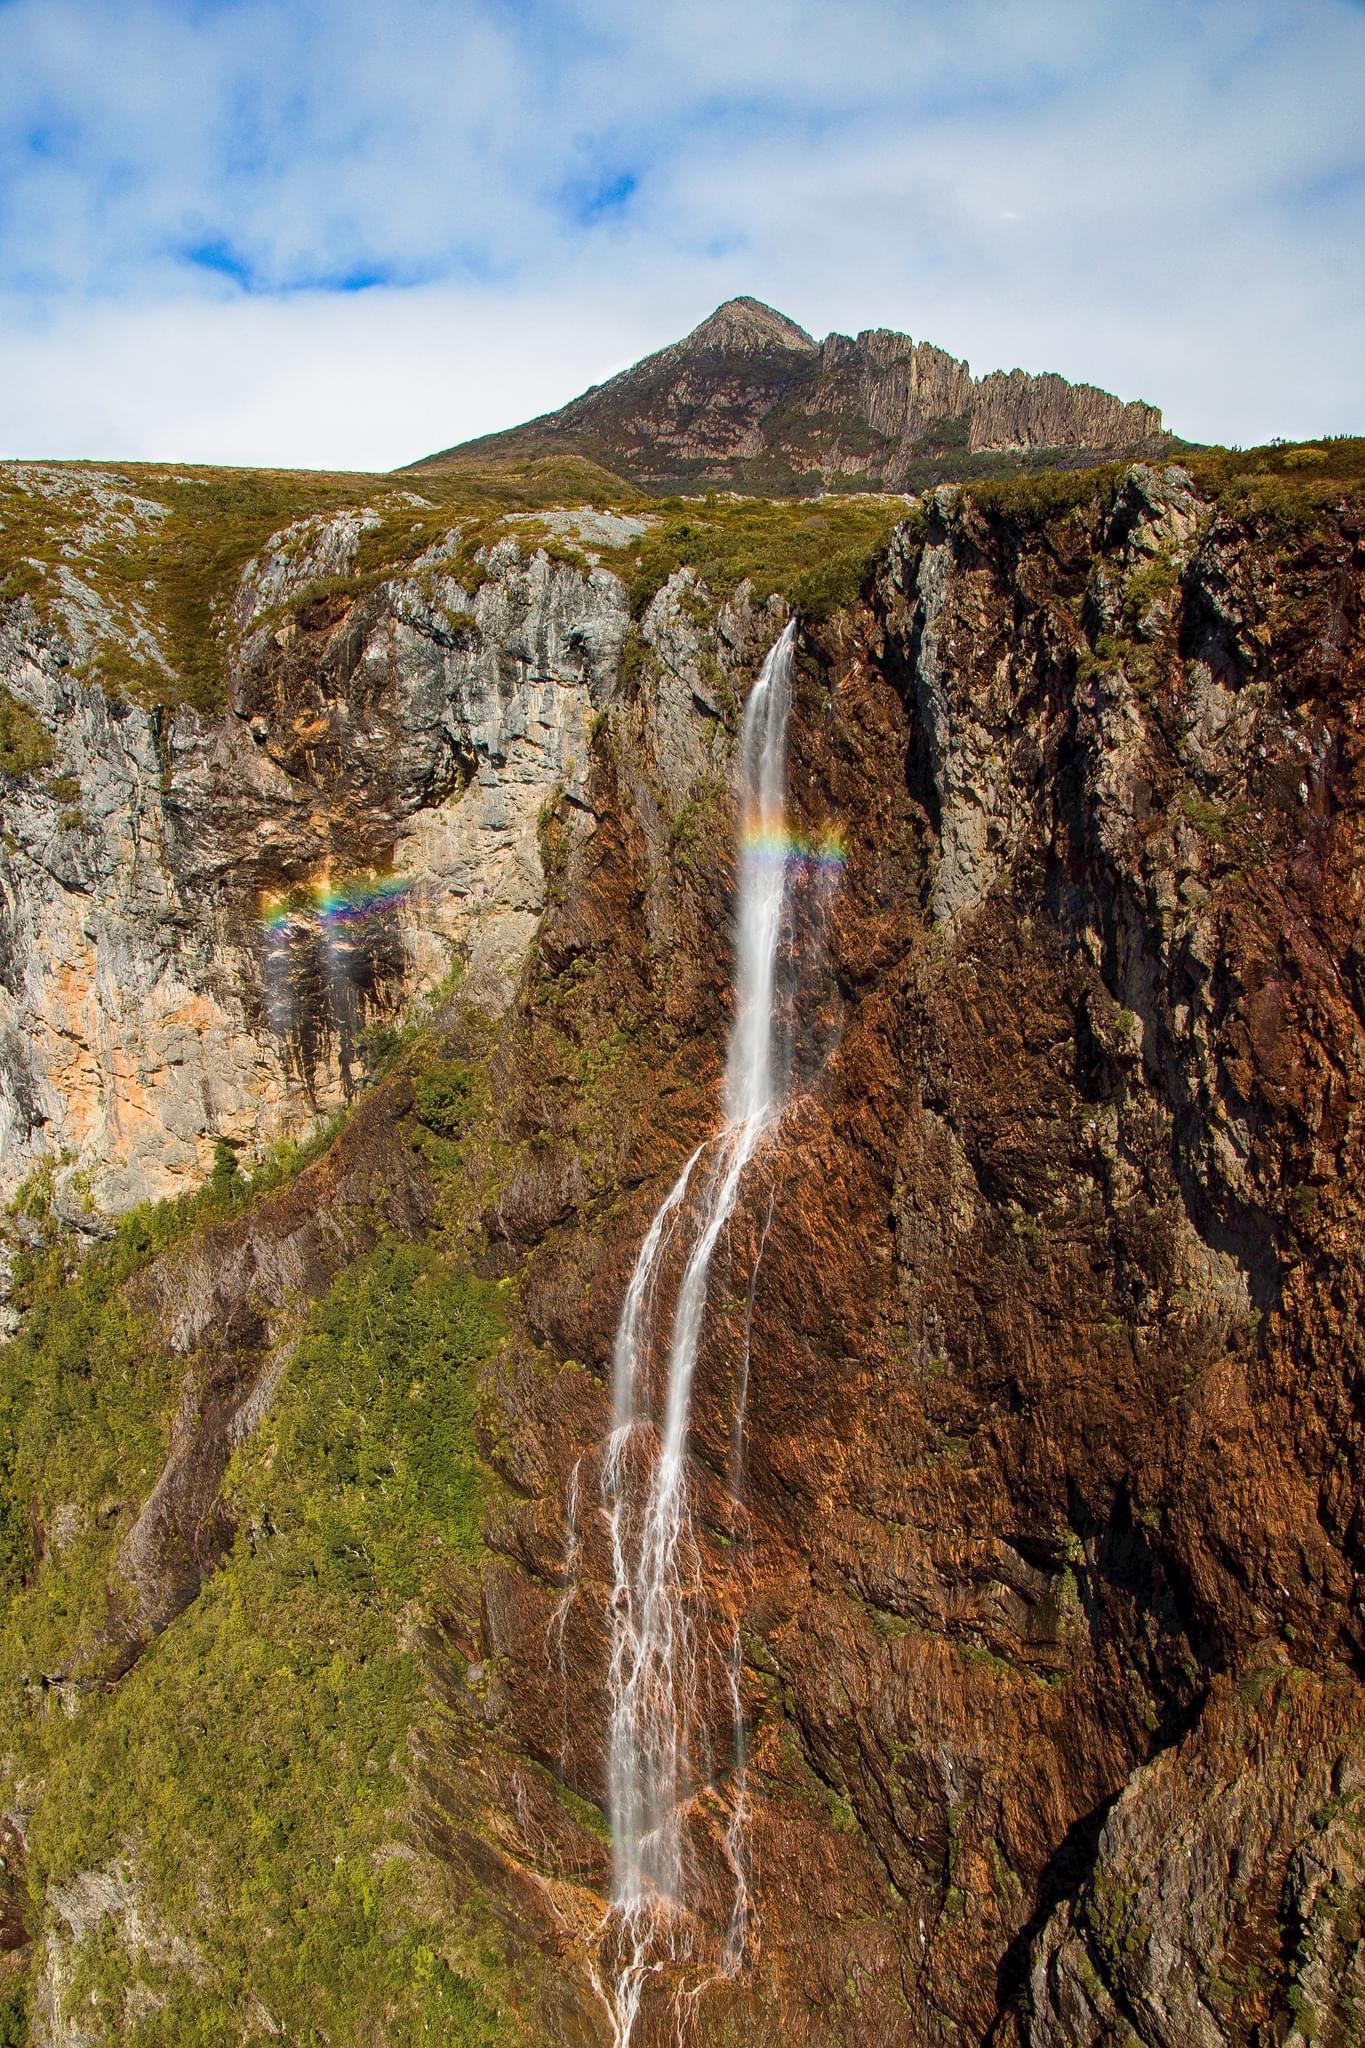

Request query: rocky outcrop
[
  {"left": 37, "top": 1855, "right": 203, "bottom": 2048},
  {"left": 1029, "top": 1667, "right": 1365, "bottom": 2047},
  {"left": 0, "top": 477, "right": 637, "bottom": 1215},
  {"left": 419, "top": 294, "right": 1166, "bottom": 492}
]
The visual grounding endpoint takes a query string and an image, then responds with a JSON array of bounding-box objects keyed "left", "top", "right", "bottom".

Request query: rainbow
[
  {"left": 740, "top": 825, "right": 847, "bottom": 872},
  {"left": 259, "top": 870, "right": 412, "bottom": 933}
]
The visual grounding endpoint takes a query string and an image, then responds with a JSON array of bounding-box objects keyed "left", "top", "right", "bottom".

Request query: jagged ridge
[{"left": 412, "top": 294, "right": 1168, "bottom": 494}]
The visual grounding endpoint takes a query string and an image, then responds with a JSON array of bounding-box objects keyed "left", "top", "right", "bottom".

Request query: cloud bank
[{"left": 0, "top": 0, "right": 1362, "bottom": 467}]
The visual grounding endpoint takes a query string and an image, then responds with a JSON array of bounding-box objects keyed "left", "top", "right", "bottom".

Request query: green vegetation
[
  {"left": 0, "top": 459, "right": 904, "bottom": 721},
  {"left": 0, "top": 1183, "right": 513, "bottom": 2043},
  {"left": 1180, "top": 790, "right": 1229, "bottom": 842},
  {"left": 1179, "top": 435, "right": 1365, "bottom": 530},
  {"left": 0, "top": 1119, "right": 344, "bottom": 1629},
  {"left": 604, "top": 491, "right": 905, "bottom": 620},
  {"left": 0, "top": 454, "right": 644, "bottom": 716},
  {"left": 412, "top": 1060, "right": 474, "bottom": 1137},
  {"left": 0, "top": 686, "right": 53, "bottom": 778},
  {"left": 963, "top": 436, "right": 1365, "bottom": 537},
  {"left": 967, "top": 461, "right": 1127, "bottom": 527},
  {"left": 3, "top": 437, "right": 1359, "bottom": 728},
  {"left": 1122, "top": 546, "right": 1182, "bottom": 630}
]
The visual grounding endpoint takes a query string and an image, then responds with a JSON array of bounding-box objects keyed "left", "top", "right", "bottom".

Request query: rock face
[
  {"left": 0, "top": 473, "right": 635, "bottom": 1215},
  {"left": 413, "top": 461, "right": 1364, "bottom": 2043},
  {"left": 4, "top": 447, "right": 1365, "bottom": 2044},
  {"left": 416, "top": 295, "right": 1167, "bottom": 492}
]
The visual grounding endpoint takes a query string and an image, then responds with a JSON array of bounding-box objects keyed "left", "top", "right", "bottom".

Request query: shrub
[
  {"left": 0, "top": 1978, "right": 26, "bottom": 2046},
  {"left": 413, "top": 1061, "right": 474, "bottom": 1137},
  {"left": 0, "top": 687, "right": 53, "bottom": 779},
  {"left": 609, "top": 493, "right": 904, "bottom": 621},
  {"left": 1181, "top": 790, "right": 1227, "bottom": 842},
  {"left": 356, "top": 1020, "right": 402, "bottom": 1075},
  {"left": 209, "top": 1138, "right": 242, "bottom": 1199}
]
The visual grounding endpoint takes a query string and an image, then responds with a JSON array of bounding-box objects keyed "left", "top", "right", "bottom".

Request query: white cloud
[{"left": 0, "top": 0, "right": 1361, "bottom": 465}]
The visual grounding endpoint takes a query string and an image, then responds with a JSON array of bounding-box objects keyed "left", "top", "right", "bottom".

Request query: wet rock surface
[{"left": 427, "top": 465, "right": 1365, "bottom": 2042}]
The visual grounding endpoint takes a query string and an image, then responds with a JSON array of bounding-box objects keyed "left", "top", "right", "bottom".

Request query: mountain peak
[
  {"left": 411, "top": 299, "right": 1166, "bottom": 491},
  {"left": 680, "top": 296, "right": 817, "bottom": 357}
]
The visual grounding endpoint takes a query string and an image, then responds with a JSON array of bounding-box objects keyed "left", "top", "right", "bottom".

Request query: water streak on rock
[{"left": 601, "top": 620, "right": 798, "bottom": 2040}]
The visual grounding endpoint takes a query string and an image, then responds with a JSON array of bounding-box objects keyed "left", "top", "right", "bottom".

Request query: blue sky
[{"left": 0, "top": 0, "right": 1362, "bottom": 467}]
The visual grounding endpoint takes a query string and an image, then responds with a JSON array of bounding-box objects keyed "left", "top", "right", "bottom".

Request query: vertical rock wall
[{"left": 0, "top": 509, "right": 633, "bottom": 1216}]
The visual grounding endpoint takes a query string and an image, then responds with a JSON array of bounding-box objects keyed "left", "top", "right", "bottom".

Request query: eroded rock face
[
  {"left": 6, "top": 460, "right": 1364, "bottom": 2044},
  {"left": 0, "top": 499, "right": 632, "bottom": 1214},
  {"left": 420, "top": 465, "right": 1364, "bottom": 2043},
  {"left": 429, "top": 295, "right": 1165, "bottom": 491},
  {"left": 1028, "top": 1668, "right": 1365, "bottom": 2048}
]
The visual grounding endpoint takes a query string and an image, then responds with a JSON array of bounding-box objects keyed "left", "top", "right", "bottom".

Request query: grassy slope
[{"left": 0, "top": 1083, "right": 525, "bottom": 2046}]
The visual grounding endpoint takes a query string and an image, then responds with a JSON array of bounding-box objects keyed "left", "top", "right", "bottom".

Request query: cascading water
[{"left": 599, "top": 619, "right": 800, "bottom": 2041}]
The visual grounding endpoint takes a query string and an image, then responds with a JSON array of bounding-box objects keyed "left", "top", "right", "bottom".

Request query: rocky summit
[
  {"left": 413, "top": 294, "right": 1169, "bottom": 494},
  {"left": 0, "top": 428, "right": 1363, "bottom": 2047}
]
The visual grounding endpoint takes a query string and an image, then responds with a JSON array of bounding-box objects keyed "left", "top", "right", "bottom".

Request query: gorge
[{"left": 0, "top": 417, "right": 1363, "bottom": 2046}]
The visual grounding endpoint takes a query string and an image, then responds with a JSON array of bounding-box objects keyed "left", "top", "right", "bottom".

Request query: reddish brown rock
[
  {"left": 419, "top": 296, "right": 1166, "bottom": 493},
  {"left": 428, "top": 464, "right": 1365, "bottom": 2043},
  {"left": 38, "top": 458, "right": 1362, "bottom": 2043}
]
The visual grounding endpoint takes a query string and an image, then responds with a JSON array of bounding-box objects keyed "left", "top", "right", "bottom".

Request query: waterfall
[{"left": 600, "top": 618, "right": 798, "bottom": 2039}]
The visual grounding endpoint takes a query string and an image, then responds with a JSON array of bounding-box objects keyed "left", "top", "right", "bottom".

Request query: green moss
[
  {"left": 825, "top": 1785, "right": 862, "bottom": 1835},
  {"left": 552, "top": 1778, "right": 611, "bottom": 1843},
  {"left": 1181, "top": 790, "right": 1228, "bottom": 842},
  {"left": 1008, "top": 1203, "right": 1042, "bottom": 1242},
  {"left": 959, "top": 1641, "right": 1015, "bottom": 1676},
  {"left": 0, "top": 687, "right": 53, "bottom": 778}
]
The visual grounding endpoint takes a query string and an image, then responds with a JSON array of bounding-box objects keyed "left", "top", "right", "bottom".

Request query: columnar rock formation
[{"left": 417, "top": 295, "right": 1167, "bottom": 493}]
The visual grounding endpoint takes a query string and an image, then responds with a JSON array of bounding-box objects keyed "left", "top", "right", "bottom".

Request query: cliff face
[
  {"left": 0, "top": 469, "right": 635, "bottom": 1222},
  {"left": 420, "top": 457, "right": 1365, "bottom": 2044},
  {"left": 1, "top": 444, "right": 1363, "bottom": 2045},
  {"left": 419, "top": 295, "right": 1167, "bottom": 495}
]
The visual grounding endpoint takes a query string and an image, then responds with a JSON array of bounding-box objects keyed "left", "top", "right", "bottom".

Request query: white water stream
[{"left": 599, "top": 620, "right": 798, "bottom": 2040}]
